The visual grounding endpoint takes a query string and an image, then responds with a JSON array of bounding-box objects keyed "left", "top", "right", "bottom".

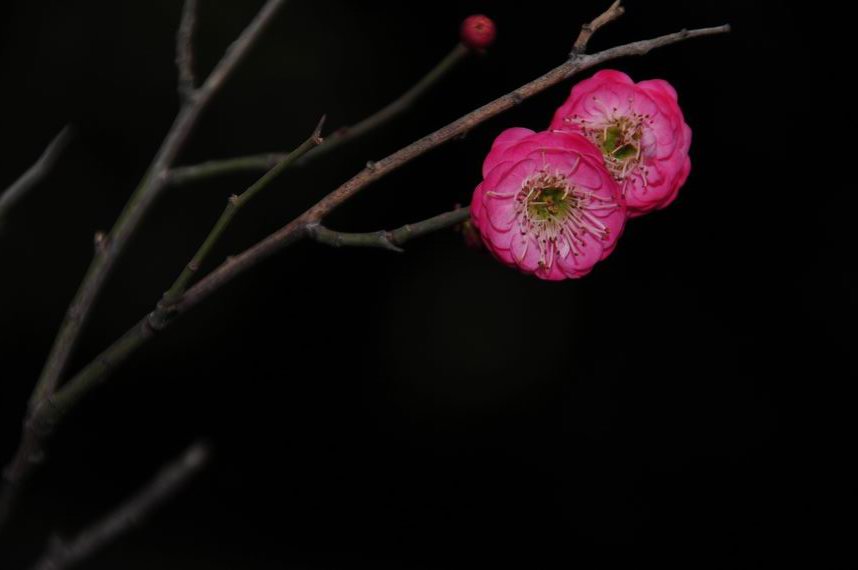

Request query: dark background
[{"left": 0, "top": 1, "right": 852, "bottom": 568}]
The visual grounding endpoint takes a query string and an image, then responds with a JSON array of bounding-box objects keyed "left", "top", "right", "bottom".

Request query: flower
[
  {"left": 549, "top": 70, "right": 691, "bottom": 217},
  {"left": 470, "top": 128, "right": 626, "bottom": 280},
  {"left": 460, "top": 15, "right": 496, "bottom": 52}
]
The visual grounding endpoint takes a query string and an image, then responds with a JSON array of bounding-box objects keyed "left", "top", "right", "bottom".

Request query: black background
[{"left": 0, "top": 1, "right": 852, "bottom": 568}]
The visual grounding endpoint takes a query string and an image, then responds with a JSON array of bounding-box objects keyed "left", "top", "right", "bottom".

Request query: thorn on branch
[
  {"left": 313, "top": 114, "right": 327, "bottom": 145},
  {"left": 93, "top": 231, "right": 108, "bottom": 254}
]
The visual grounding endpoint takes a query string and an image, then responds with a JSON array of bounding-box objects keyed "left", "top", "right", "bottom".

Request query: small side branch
[
  {"left": 29, "top": 442, "right": 210, "bottom": 570},
  {"left": 572, "top": 0, "right": 625, "bottom": 54},
  {"left": 176, "top": 0, "right": 198, "bottom": 101},
  {"left": 0, "top": 125, "right": 74, "bottom": 224},
  {"left": 168, "top": 43, "right": 471, "bottom": 186},
  {"left": 155, "top": 115, "right": 325, "bottom": 317},
  {"left": 307, "top": 206, "right": 470, "bottom": 253}
]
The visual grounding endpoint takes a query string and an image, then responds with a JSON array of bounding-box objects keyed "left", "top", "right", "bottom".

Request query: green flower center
[
  {"left": 526, "top": 185, "right": 573, "bottom": 221},
  {"left": 599, "top": 121, "right": 641, "bottom": 163}
]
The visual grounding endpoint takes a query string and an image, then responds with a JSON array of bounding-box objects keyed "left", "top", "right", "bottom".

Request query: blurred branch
[
  {"left": 176, "top": 0, "right": 198, "bottom": 102},
  {"left": 168, "top": 43, "right": 472, "bottom": 186},
  {"left": 0, "top": 125, "right": 73, "bottom": 225},
  {"left": 572, "top": 0, "right": 625, "bottom": 54},
  {"left": 0, "top": 0, "right": 289, "bottom": 533},
  {"left": 29, "top": 442, "right": 210, "bottom": 570},
  {"left": 307, "top": 206, "right": 471, "bottom": 253},
  {"left": 3, "top": 4, "right": 731, "bottom": 530}
]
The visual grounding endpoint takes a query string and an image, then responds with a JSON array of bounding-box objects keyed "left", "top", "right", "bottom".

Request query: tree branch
[
  {"left": 29, "top": 442, "right": 210, "bottom": 570},
  {"left": 46, "top": 21, "right": 730, "bottom": 421},
  {"left": 2, "top": 10, "right": 730, "bottom": 531},
  {"left": 168, "top": 43, "right": 472, "bottom": 186},
  {"left": 0, "top": 125, "right": 74, "bottom": 225},
  {"left": 176, "top": 0, "right": 198, "bottom": 102},
  {"left": 307, "top": 206, "right": 471, "bottom": 253},
  {"left": 0, "top": 0, "right": 289, "bottom": 533},
  {"left": 157, "top": 115, "right": 325, "bottom": 315},
  {"left": 572, "top": 0, "right": 625, "bottom": 54}
]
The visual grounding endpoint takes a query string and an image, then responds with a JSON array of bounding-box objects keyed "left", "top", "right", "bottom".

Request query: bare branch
[
  {"left": 0, "top": 0, "right": 289, "bottom": 533},
  {"left": 176, "top": 0, "right": 198, "bottom": 102},
  {"left": 29, "top": 442, "right": 210, "bottom": 570},
  {"left": 2, "top": 22, "right": 730, "bottom": 525},
  {"left": 308, "top": 206, "right": 471, "bottom": 253},
  {"left": 572, "top": 0, "right": 625, "bottom": 55},
  {"left": 157, "top": 115, "right": 326, "bottom": 314},
  {"left": 168, "top": 43, "right": 472, "bottom": 186},
  {"left": 0, "top": 125, "right": 74, "bottom": 224}
]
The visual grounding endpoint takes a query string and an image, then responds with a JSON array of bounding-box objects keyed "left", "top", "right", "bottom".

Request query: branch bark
[
  {"left": 572, "top": 0, "right": 625, "bottom": 54},
  {"left": 29, "top": 442, "right": 210, "bottom": 570},
  {"left": 0, "top": 0, "right": 288, "bottom": 533},
  {"left": 157, "top": 116, "right": 325, "bottom": 316},
  {"left": 307, "top": 206, "right": 471, "bottom": 253},
  {"left": 176, "top": 0, "right": 198, "bottom": 102},
  {"left": 0, "top": 125, "right": 74, "bottom": 225},
  {"left": 167, "top": 43, "right": 471, "bottom": 186}
]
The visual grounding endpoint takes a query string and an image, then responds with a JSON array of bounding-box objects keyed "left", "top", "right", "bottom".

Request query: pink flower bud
[
  {"left": 550, "top": 70, "right": 692, "bottom": 217},
  {"left": 470, "top": 129, "right": 626, "bottom": 280},
  {"left": 460, "top": 15, "right": 496, "bottom": 52}
]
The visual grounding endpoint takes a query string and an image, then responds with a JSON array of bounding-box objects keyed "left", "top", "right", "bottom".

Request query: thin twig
[
  {"left": 29, "top": 442, "right": 210, "bottom": 570},
  {"left": 156, "top": 115, "right": 325, "bottom": 318},
  {"left": 308, "top": 206, "right": 471, "bottom": 253},
  {"left": 176, "top": 0, "right": 198, "bottom": 102},
  {"left": 572, "top": 0, "right": 625, "bottom": 54},
  {"left": 168, "top": 43, "right": 472, "bottom": 186},
  {"left": 0, "top": 125, "right": 74, "bottom": 224},
  {"left": 46, "top": 21, "right": 730, "bottom": 422},
  {"left": 0, "top": 0, "right": 288, "bottom": 533}
]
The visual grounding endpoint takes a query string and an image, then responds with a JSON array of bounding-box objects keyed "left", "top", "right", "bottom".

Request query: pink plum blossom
[
  {"left": 470, "top": 128, "right": 626, "bottom": 280},
  {"left": 549, "top": 70, "right": 691, "bottom": 217}
]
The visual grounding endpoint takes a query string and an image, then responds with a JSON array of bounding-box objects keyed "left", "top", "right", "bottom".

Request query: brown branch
[
  {"left": 156, "top": 115, "right": 325, "bottom": 317},
  {"left": 2, "top": 14, "right": 730, "bottom": 531},
  {"left": 29, "top": 442, "right": 210, "bottom": 570},
  {"left": 0, "top": 0, "right": 289, "bottom": 533},
  {"left": 307, "top": 206, "right": 471, "bottom": 253},
  {"left": 176, "top": 0, "right": 198, "bottom": 102},
  {"left": 0, "top": 125, "right": 74, "bottom": 225},
  {"left": 168, "top": 43, "right": 472, "bottom": 186},
  {"left": 572, "top": 0, "right": 625, "bottom": 54}
]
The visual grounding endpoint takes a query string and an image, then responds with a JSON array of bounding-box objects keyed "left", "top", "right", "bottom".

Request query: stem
[
  {"left": 307, "top": 206, "right": 471, "bottom": 252},
  {"left": 162, "top": 117, "right": 325, "bottom": 305},
  {"left": 168, "top": 43, "right": 471, "bottom": 186},
  {"left": 571, "top": 0, "right": 625, "bottom": 54},
  {"left": 176, "top": 0, "right": 198, "bottom": 101},
  {"left": 29, "top": 442, "right": 210, "bottom": 570},
  {"left": 0, "top": 125, "right": 74, "bottom": 224}
]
